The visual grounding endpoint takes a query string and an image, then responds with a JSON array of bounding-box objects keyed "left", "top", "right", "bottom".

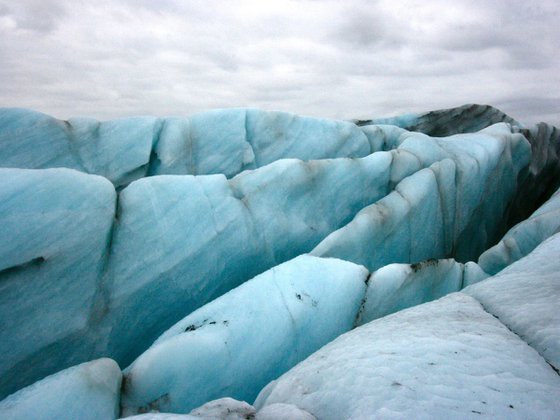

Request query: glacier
[
  {"left": 254, "top": 232, "right": 560, "bottom": 419},
  {"left": 0, "top": 108, "right": 371, "bottom": 188},
  {"left": 0, "top": 358, "right": 121, "bottom": 420},
  {"left": 0, "top": 103, "right": 559, "bottom": 419},
  {"left": 120, "top": 255, "right": 367, "bottom": 415}
]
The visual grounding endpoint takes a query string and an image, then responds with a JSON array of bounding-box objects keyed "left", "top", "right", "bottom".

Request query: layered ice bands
[
  {"left": 101, "top": 151, "right": 394, "bottom": 366},
  {"left": 121, "top": 255, "right": 368, "bottom": 415},
  {"left": 312, "top": 123, "right": 531, "bottom": 267},
  {"left": 0, "top": 168, "right": 116, "bottom": 398},
  {"left": 0, "top": 110, "right": 534, "bottom": 399},
  {"left": 0, "top": 108, "right": 371, "bottom": 188},
  {"left": 479, "top": 186, "right": 560, "bottom": 274}
]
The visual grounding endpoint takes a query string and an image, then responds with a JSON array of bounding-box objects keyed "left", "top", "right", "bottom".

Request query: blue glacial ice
[
  {"left": 120, "top": 255, "right": 367, "bottom": 415},
  {"left": 312, "top": 123, "right": 531, "bottom": 267},
  {"left": 478, "top": 186, "right": 560, "bottom": 274},
  {"left": 0, "top": 168, "right": 116, "bottom": 398},
  {"left": 0, "top": 104, "right": 559, "bottom": 418},
  {"left": 0, "top": 358, "right": 121, "bottom": 420},
  {"left": 101, "top": 152, "right": 393, "bottom": 366},
  {"left": 357, "top": 259, "right": 488, "bottom": 325},
  {"left": 0, "top": 108, "right": 371, "bottom": 187}
]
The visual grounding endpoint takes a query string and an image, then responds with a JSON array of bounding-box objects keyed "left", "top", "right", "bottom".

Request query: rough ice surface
[
  {"left": 312, "top": 162, "right": 451, "bottom": 270},
  {"left": 356, "top": 103, "right": 519, "bottom": 137},
  {"left": 255, "top": 293, "right": 560, "bottom": 419},
  {"left": 358, "top": 124, "right": 408, "bottom": 152},
  {"left": 102, "top": 152, "right": 392, "bottom": 366},
  {"left": 479, "top": 186, "right": 560, "bottom": 274},
  {"left": 312, "top": 123, "right": 530, "bottom": 268},
  {"left": 122, "top": 399, "right": 315, "bottom": 420},
  {"left": 122, "top": 415, "right": 198, "bottom": 420},
  {"left": 121, "top": 255, "right": 367, "bottom": 415},
  {"left": 357, "top": 259, "right": 488, "bottom": 325},
  {"left": 187, "top": 398, "right": 256, "bottom": 420},
  {"left": 465, "top": 232, "right": 560, "bottom": 370},
  {"left": 255, "top": 403, "right": 316, "bottom": 419},
  {"left": 0, "top": 108, "right": 371, "bottom": 187},
  {"left": 1, "top": 104, "right": 559, "bottom": 418},
  {"left": 0, "top": 358, "right": 121, "bottom": 420},
  {"left": 508, "top": 122, "right": 560, "bottom": 227},
  {"left": 0, "top": 168, "right": 116, "bottom": 398}
]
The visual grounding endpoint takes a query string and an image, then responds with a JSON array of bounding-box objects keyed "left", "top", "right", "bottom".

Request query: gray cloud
[
  {"left": 0, "top": 0, "right": 67, "bottom": 33},
  {"left": 0, "top": 0, "right": 558, "bottom": 126}
]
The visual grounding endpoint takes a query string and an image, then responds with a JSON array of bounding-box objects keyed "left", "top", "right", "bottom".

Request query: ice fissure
[{"left": 1, "top": 104, "right": 559, "bottom": 419}]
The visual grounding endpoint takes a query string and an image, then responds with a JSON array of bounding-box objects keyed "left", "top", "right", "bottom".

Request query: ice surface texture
[
  {"left": 357, "top": 258, "right": 488, "bottom": 324},
  {"left": 121, "top": 397, "right": 315, "bottom": 420},
  {"left": 0, "top": 358, "right": 121, "bottom": 420},
  {"left": 312, "top": 123, "right": 530, "bottom": 266},
  {"left": 466, "top": 232, "right": 560, "bottom": 370},
  {"left": 101, "top": 152, "right": 394, "bottom": 366},
  {"left": 355, "top": 103, "right": 519, "bottom": 137},
  {"left": 479, "top": 185, "right": 560, "bottom": 274},
  {"left": 1, "top": 104, "right": 559, "bottom": 418},
  {"left": 121, "top": 255, "right": 367, "bottom": 414},
  {"left": 255, "top": 293, "right": 560, "bottom": 419},
  {"left": 0, "top": 168, "right": 116, "bottom": 397},
  {"left": 0, "top": 108, "right": 371, "bottom": 188},
  {"left": 1, "top": 117, "right": 526, "bottom": 382}
]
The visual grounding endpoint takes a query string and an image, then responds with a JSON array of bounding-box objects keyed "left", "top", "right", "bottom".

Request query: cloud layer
[{"left": 0, "top": 0, "right": 558, "bottom": 125}]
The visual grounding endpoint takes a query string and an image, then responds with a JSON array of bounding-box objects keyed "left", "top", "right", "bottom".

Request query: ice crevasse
[{"left": 0, "top": 104, "right": 559, "bottom": 419}]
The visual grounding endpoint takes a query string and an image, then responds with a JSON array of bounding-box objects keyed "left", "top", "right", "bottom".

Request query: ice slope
[
  {"left": 357, "top": 259, "right": 488, "bottom": 325},
  {"left": 101, "top": 152, "right": 394, "bottom": 365},
  {"left": 0, "top": 108, "right": 371, "bottom": 187},
  {"left": 466, "top": 232, "right": 560, "bottom": 371},
  {"left": 507, "top": 122, "right": 560, "bottom": 226},
  {"left": 357, "top": 124, "right": 408, "bottom": 152},
  {"left": 312, "top": 123, "right": 530, "bottom": 267},
  {"left": 0, "top": 168, "right": 116, "bottom": 398},
  {"left": 121, "top": 255, "right": 367, "bottom": 414},
  {"left": 479, "top": 186, "right": 560, "bottom": 274},
  {"left": 0, "top": 358, "right": 121, "bottom": 420},
  {"left": 255, "top": 293, "right": 560, "bottom": 419},
  {"left": 105, "top": 123, "right": 528, "bottom": 366}
]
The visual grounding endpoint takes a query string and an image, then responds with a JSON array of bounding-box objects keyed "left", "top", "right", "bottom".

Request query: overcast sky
[{"left": 0, "top": 0, "right": 558, "bottom": 125}]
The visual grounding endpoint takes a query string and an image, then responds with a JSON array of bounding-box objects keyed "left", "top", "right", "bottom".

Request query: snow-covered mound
[
  {"left": 255, "top": 233, "right": 560, "bottom": 418},
  {"left": 0, "top": 104, "right": 559, "bottom": 418}
]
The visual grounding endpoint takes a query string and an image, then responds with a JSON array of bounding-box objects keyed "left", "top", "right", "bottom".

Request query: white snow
[
  {"left": 255, "top": 293, "right": 560, "bottom": 419},
  {"left": 465, "top": 231, "right": 560, "bottom": 370}
]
